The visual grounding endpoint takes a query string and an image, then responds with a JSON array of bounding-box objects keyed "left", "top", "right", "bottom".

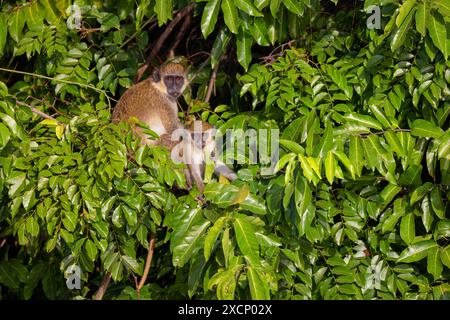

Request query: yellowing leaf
[
  {"left": 219, "top": 174, "right": 230, "bottom": 184},
  {"left": 306, "top": 156, "right": 321, "bottom": 178},
  {"left": 40, "top": 119, "right": 58, "bottom": 126},
  {"left": 55, "top": 124, "right": 64, "bottom": 140},
  {"left": 325, "top": 151, "right": 335, "bottom": 184},
  {"left": 233, "top": 184, "right": 249, "bottom": 204}
]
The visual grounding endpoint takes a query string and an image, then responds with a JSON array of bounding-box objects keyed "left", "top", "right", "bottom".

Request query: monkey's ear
[{"left": 152, "top": 69, "right": 161, "bottom": 82}]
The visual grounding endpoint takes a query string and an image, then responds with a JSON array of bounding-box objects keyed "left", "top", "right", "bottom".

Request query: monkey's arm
[{"left": 158, "top": 133, "right": 181, "bottom": 149}]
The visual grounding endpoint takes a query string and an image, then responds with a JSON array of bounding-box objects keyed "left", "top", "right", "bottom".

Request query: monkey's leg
[
  {"left": 188, "top": 163, "right": 205, "bottom": 193},
  {"left": 214, "top": 159, "right": 238, "bottom": 181},
  {"left": 184, "top": 167, "right": 193, "bottom": 190}
]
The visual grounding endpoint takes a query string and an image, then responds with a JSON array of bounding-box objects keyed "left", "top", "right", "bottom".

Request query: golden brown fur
[{"left": 112, "top": 63, "right": 187, "bottom": 145}]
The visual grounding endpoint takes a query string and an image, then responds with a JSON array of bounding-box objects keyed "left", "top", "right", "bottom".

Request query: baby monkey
[{"left": 165, "top": 120, "right": 237, "bottom": 193}]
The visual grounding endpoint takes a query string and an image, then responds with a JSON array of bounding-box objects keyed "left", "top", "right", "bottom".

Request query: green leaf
[
  {"left": 325, "top": 151, "right": 335, "bottom": 184},
  {"left": 395, "top": 0, "right": 416, "bottom": 27},
  {"left": 0, "top": 263, "right": 20, "bottom": 289},
  {"left": 0, "top": 122, "right": 9, "bottom": 147},
  {"left": 99, "top": 13, "right": 120, "bottom": 31},
  {"left": 249, "top": 18, "right": 269, "bottom": 46},
  {"left": 349, "top": 136, "right": 363, "bottom": 176},
  {"left": 438, "top": 133, "right": 450, "bottom": 160},
  {"left": 240, "top": 193, "right": 267, "bottom": 215},
  {"left": 62, "top": 211, "right": 77, "bottom": 232},
  {"left": 333, "top": 150, "right": 355, "bottom": 180},
  {"left": 247, "top": 266, "right": 270, "bottom": 299},
  {"left": 400, "top": 213, "right": 415, "bottom": 245},
  {"left": 314, "top": 125, "right": 333, "bottom": 158},
  {"left": 40, "top": 0, "right": 61, "bottom": 24},
  {"left": 60, "top": 229, "right": 74, "bottom": 244},
  {"left": 270, "top": 0, "right": 282, "bottom": 16},
  {"left": 344, "top": 113, "right": 383, "bottom": 131},
  {"left": 384, "top": 130, "right": 406, "bottom": 157},
  {"left": 214, "top": 269, "right": 236, "bottom": 300},
  {"left": 236, "top": 30, "right": 253, "bottom": 71},
  {"left": 380, "top": 183, "right": 402, "bottom": 205},
  {"left": 0, "top": 13, "right": 7, "bottom": 57},
  {"left": 421, "top": 195, "right": 434, "bottom": 233},
  {"left": 441, "top": 245, "right": 450, "bottom": 269},
  {"left": 204, "top": 183, "right": 240, "bottom": 207},
  {"left": 382, "top": 198, "right": 405, "bottom": 233},
  {"left": 390, "top": 6, "right": 415, "bottom": 51},
  {"left": 255, "top": 0, "right": 270, "bottom": 10},
  {"left": 410, "top": 182, "right": 432, "bottom": 205},
  {"left": 122, "top": 205, "right": 137, "bottom": 226},
  {"left": 415, "top": 3, "right": 427, "bottom": 37},
  {"left": 22, "top": 189, "right": 36, "bottom": 211},
  {"left": 211, "top": 28, "right": 231, "bottom": 68},
  {"left": 427, "top": 11, "right": 448, "bottom": 59},
  {"left": 204, "top": 217, "right": 226, "bottom": 260},
  {"left": 1, "top": 112, "right": 25, "bottom": 140},
  {"left": 110, "top": 260, "right": 123, "bottom": 282},
  {"left": 154, "top": 0, "right": 173, "bottom": 26},
  {"left": 427, "top": 247, "right": 442, "bottom": 280},
  {"left": 280, "top": 139, "right": 305, "bottom": 154},
  {"left": 201, "top": 0, "right": 221, "bottom": 38},
  {"left": 85, "top": 239, "right": 98, "bottom": 262},
  {"left": 112, "top": 205, "right": 122, "bottom": 228},
  {"left": 282, "top": 0, "right": 303, "bottom": 15},
  {"left": 26, "top": 216, "right": 39, "bottom": 237},
  {"left": 101, "top": 195, "right": 118, "bottom": 218},
  {"left": 430, "top": 187, "right": 445, "bottom": 219},
  {"left": 295, "top": 175, "right": 315, "bottom": 236},
  {"left": 281, "top": 117, "right": 303, "bottom": 142},
  {"left": 233, "top": 217, "right": 259, "bottom": 261},
  {"left": 8, "top": 7, "right": 25, "bottom": 42},
  {"left": 121, "top": 255, "right": 140, "bottom": 274},
  {"left": 172, "top": 208, "right": 211, "bottom": 268},
  {"left": 411, "top": 119, "right": 444, "bottom": 139},
  {"left": 221, "top": 0, "right": 239, "bottom": 34},
  {"left": 234, "top": 0, "right": 263, "bottom": 17},
  {"left": 398, "top": 240, "right": 437, "bottom": 263}
]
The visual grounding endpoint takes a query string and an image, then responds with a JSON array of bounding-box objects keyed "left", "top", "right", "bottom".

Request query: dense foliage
[{"left": 0, "top": 0, "right": 449, "bottom": 300}]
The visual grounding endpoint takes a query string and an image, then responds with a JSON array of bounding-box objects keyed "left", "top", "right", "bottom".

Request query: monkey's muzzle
[{"left": 169, "top": 91, "right": 181, "bottom": 98}]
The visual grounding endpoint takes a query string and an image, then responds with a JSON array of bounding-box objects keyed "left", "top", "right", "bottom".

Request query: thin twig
[
  {"left": 134, "top": 3, "right": 195, "bottom": 83},
  {"left": 93, "top": 272, "right": 112, "bottom": 300},
  {"left": 25, "top": 96, "right": 66, "bottom": 117},
  {"left": 136, "top": 233, "right": 156, "bottom": 300},
  {"left": 168, "top": 12, "right": 192, "bottom": 57},
  {"left": 15, "top": 100, "right": 61, "bottom": 123},
  {"left": 0, "top": 239, "right": 6, "bottom": 249},
  {"left": 260, "top": 40, "right": 296, "bottom": 65},
  {"left": 0, "top": 67, "right": 116, "bottom": 107},
  {"left": 204, "top": 57, "right": 222, "bottom": 103}
]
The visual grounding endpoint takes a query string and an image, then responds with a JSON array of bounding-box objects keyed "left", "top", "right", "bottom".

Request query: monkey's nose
[{"left": 170, "top": 92, "right": 180, "bottom": 98}]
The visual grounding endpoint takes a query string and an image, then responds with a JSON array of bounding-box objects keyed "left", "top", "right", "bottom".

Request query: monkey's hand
[{"left": 195, "top": 194, "right": 208, "bottom": 208}]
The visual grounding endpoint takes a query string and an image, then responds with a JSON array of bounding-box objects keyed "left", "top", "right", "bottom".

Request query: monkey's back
[
  {"left": 112, "top": 78, "right": 183, "bottom": 140},
  {"left": 112, "top": 79, "right": 155, "bottom": 122}
]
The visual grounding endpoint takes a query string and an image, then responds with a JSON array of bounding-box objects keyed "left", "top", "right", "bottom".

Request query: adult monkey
[{"left": 112, "top": 61, "right": 188, "bottom": 146}]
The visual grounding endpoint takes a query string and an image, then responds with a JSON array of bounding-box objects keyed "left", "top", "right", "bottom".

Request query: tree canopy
[{"left": 0, "top": 0, "right": 449, "bottom": 300}]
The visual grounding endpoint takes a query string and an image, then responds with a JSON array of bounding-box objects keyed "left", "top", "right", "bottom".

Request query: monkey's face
[{"left": 163, "top": 74, "right": 185, "bottom": 98}]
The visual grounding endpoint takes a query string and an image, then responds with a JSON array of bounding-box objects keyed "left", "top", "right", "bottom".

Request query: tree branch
[
  {"left": 93, "top": 272, "right": 112, "bottom": 300},
  {"left": 168, "top": 12, "right": 192, "bottom": 58},
  {"left": 15, "top": 100, "right": 61, "bottom": 123},
  {"left": 205, "top": 57, "right": 222, "bottom": 103},
  {"left": 136, "top": 233, "right": 157, "bottom": 299},
  {"left": 134, "top": 3, "right": 195, "bottom": 83}
]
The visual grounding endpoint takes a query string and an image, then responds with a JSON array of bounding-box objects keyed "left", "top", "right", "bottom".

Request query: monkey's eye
[
  {"left": 175, "top": 76, "right": 184, "bottom": 85},
  {"left": 164, "top": 76, "right": 174, "bottom": 87}
]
